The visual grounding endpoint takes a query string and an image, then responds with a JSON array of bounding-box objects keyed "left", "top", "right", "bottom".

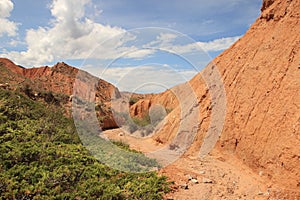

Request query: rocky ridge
[
  {"left": 126, "top": 0, "right": 300, "bottom": 197},
  {"left": 0, "top": 58, "right": 120, "bottom": 130}
]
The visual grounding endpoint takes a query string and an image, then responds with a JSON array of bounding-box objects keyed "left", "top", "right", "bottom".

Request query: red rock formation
[
  {"left": 0, "top": 58, "right": 25, "bottom": 75},
  {"left": 129, "top": 0, "right": 300, "bottom": 197},
  {"left": 0, "top": 0, "right": 299, "bottom": 196},
  {"left": 213, "top": 0, "right": 300, "bottom": 193},
  {"left": 129, "top": 89, "right": 179, "bottom": 119},
  {"left": 0, "top": 58, "right": 120, "bottom": 130}
]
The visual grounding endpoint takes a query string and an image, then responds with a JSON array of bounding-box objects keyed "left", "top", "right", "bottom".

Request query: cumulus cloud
[
  {"left": 1, "top": 0, "right": 126, "bottom": 66},
  {"left": 1, "top": 0, "right": 241, "bottom": 68},
  {"left": 0, "top": 0, "right": 18, "bottom": 37}
]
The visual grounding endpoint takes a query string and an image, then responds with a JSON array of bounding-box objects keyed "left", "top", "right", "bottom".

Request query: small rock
[
  {"left": 180, "top": 183, "right": 188, "bottom": 190},
  {"left": 151, "top": 167, "right": 159, "bottom": 171},
  {"left": 191, "top": 178, "right": 199, "bottom": 184},
  {"left": 188, "top": 156, "right": 197, "bottom": 160},
  {"left": 166, "top": 197, "right": 174, "bottom": 200},
  {"left": 258, "top": 189, "right": 270, "bottom": 196},
  {"left": 199, "top": 170, "right": 206, "bottom": 174},
  {"left": 186, "top": 174, "right": 193, "bottom": 180},
  {"left": 0, "top": 83, "right": 9, "bottom": 89},
  {"left": 217, "top": 156, "right": 226, "bottom": 162},
  {"left": 202, "top": 177, "right": 213, "bottom": 184},
  {"left": 220, "top": 172, "right": 226, "bottom": 178},
  {"left": 258, "top": 191, "right": 264, "bottom": 196},
  {"left": 99, "top": 134, "right": 109, "bottom": 141},
  {"left": 118, "top": 132, "right": 124, "bottom": 136}
]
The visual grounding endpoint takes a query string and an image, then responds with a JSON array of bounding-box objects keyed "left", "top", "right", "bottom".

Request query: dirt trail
[
  {"left": 103, "top": 128, "right": 274, "bottom": 200},
  {"left": 104, "top": 0, "right": 300, "bottom": 198}
]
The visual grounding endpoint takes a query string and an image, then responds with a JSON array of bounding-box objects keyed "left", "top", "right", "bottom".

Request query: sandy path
[{"left": 103, "top": 128, "right": 273, "bottom": 200}]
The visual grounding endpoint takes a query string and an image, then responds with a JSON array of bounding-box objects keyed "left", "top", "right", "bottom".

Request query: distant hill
[{"left": 0, "top": 58, "right": 120, "bottom": 130}]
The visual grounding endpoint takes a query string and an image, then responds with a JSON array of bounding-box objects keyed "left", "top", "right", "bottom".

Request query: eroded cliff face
[
  {"left": 129, "top": 0, "right": 300, "bottom": 195},
  {"left": 129, "top": 89, "right": 179, "bottom": 119},
  {"left": 1, "top": 0, "right": 299, "bottom": 196},
  {"left": 214, "top": 0, "right": 300, "bottom": 191},
  {"left": 0, "top": 58, "right": 120, "bottom": 130}
]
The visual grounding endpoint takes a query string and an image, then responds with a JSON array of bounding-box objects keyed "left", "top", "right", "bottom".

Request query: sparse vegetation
[
  {"left": 166, "top": 108, "right": 173, "bottom": 114},
  {"left": 112, "top": 140, "right": 137, "bottom": 152},
  {"left": 129, "top": 97, "right": 139, "bottom": 105},
  {"left": 133, "top": 114, "right": 151, "bottom": 127},
  {"left": 0, "top": 88, "right": 170, "bottom": 199},
  {"left": 113, "top": 107, "right": 169, "bottom": 137}
]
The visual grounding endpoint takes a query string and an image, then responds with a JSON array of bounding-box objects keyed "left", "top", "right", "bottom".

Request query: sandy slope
[
  {"left": 103, "top": 128, "right": 272, "bottom": 199},
  {"left": 104, "top": 0, "right": 300, "bottom": 198}
]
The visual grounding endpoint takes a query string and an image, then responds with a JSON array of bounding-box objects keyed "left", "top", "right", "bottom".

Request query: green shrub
[
  {"left": 133, "top": 114, "right": 151, "bottom": 127},
  {"left": 0, "top": 88, "right": 170, "bottom": 199},
  {"left": 129, "top": 97, "right": 139, "bottom": 105}
]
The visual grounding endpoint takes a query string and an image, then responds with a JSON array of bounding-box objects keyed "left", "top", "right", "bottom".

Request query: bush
[
  {"left": 0, "top": 88, "right": 171, "bottom": 199},
  {"left": 129, "top": 97, "right": 139, "bottom": 105},
  {"left": 133, "top": 114, "right": 151, "bottom": 127}
]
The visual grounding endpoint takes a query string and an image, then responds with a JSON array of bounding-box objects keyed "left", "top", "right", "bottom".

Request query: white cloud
[
  {"left": 146, "top": 33, "right": 178, "bottom": 47},
  {"left": 139, "top": 33, "right": 240, "bottom": 62},
  {"left": 0, "top": 0, "right": 241, "bottom": 68},
  {"left": 1, "top": 0, "right": 127, "bottom": 66},
  {"left": 152, "top": 35, "right": 241, "bottom": 54},
  {"left": 124, "top": 49, "right": 156, "bottom": 59},
  {"left": 0, "top": 0, "right": 18, "bottom": 37},
  {"left": 0, "top": 0, "right": 13, "bottom": 18},
  {"left": 95, "top": 35, "right": 240, "bottom": 93},
  {"left": 85, "top": 64, "right": 197, "bottom": 93},
  {"left": 196, "top": 36, "right": 241, "bottom": 52}
]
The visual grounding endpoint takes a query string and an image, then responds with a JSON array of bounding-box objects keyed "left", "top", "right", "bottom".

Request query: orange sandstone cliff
[{"left": 130, "top": 0, "right": 300, "bottom": 195}]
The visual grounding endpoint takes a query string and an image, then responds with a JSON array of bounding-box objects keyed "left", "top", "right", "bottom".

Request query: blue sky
[{"left": 0, "top": 0, "right": 262, "bottom": 93}]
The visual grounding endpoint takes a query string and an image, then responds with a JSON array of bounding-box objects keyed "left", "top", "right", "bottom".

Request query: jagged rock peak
[
  {"left": 260, "top": 0, "right": 297, "bottom": 21},
  {"left": 261, "top": 0, "right": 275, "bottom": 11}
]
